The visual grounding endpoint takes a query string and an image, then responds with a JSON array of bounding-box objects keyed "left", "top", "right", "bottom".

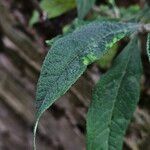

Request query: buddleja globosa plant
[{"left": 33, "top": 0, "right": 150, "bottom": 149}]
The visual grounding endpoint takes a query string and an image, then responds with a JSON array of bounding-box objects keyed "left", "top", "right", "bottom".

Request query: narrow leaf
[
  {"left": 87, "top": 37, "right": 142, "bottom": 150},
  {"left": 147, "top": 33, "right": 150, "bottom": 62},
  {"left": 76, "top": 0, "right": 96, "bottom": 19},
  {"left": 34, "top": 21, "right": 139, "bottom": 149}
]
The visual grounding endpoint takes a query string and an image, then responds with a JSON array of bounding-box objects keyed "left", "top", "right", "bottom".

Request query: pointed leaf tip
[{"left": 34, "top": 21, "right": 140, "bottom": 149}]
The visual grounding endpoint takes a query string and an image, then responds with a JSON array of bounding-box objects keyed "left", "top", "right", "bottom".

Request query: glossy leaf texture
[
  {"left": 147, "top": 33, "right": 150, "bottom": 62},
  {"left": 87, "top": 37, "right": 142, "bottom": 150},
  {"left": 34, "top": 21, "right": 139, "bottom": 148},
  {"left": 76, "top": 0, "right": 96, "bottom": 19}
]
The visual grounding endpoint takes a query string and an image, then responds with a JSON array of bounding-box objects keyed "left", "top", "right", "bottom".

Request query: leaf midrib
[
  {"left": 89, "top": 50, "right": 132, "bottom": 150},
  {"left": 107, "top": 51, "right": 132, "bottom": 149}
]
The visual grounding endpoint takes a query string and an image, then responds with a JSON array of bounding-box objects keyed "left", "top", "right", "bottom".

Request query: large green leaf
[
  {"left": 34, "top": 21, "right": 139, "bottom": 148},
  {"left": 76, "top": 0, "right": 96, "bottom": 19},
  {"left": 87, "top": 37, "right": 142, "bottom": 150},
  {"left": 147, "top": 33, "right": 150, "bottom": 62}
]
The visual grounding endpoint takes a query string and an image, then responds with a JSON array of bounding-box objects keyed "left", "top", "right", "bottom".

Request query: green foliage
[
  {"left": 93, "top": 4, "right": 141, "bottom": 22},
  {"left": 76, "top": 0, "right": 96, "bottom": 19},
  {"left": 135, "top": 5, "right": 150, "bottom": 23},
  {"left": 120, "top": 5, "right": 140, "bottom": 19},
  {"left": 97, "top": 43, "right": 118, "bottom": 69},
  {"left": 87, "top": 37, "right": 142, "bottom": 150},
  {"left": 30, "top": 0, "right": 76, "bottom": 25},
  {"left": 40, "top": 0, "right": 76, "bottom": 18},
  {"left": 63, "top": 18, "right": 90, "bottom": 34},
  {"left": 30, "top": 0, "right": 97, "bottom": 25},
  {"left": 32, "top": 1, "right": 150, "bottom": 149},
  {"left": 147, "top": 33, "right": 150, "bottom": 61},
  {"left": 34, "top": 21, "right": 139, "bottom": 149}
]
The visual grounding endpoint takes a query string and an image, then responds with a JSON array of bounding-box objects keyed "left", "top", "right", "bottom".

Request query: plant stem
[
  {"left": 139, "top": 24, "right": 150, "bottom": 34},
  {"left": 143, "top": 24, "right": 150, "bottom": 32}
]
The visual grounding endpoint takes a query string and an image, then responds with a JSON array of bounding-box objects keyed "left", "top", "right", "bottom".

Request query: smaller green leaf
[
  {"left": 41, "top": 0, "right": 76, "bottom": 18},
  {"left": 30, "top": 0, "right": 76, "bottom": 25},
  {"left": 87, "top": 37, "right": 142, "bottom": 150},
  {"left": 147, "top": 33, "right": 150, "bottom": 62},
  {"left": 76, "top": 0, "right": 96, "bottom": 19}
]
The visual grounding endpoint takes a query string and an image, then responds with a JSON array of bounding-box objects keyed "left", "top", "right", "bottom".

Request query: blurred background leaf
[
  {"left": 76, "top": 0, "right": 96, "bottom": 19},
  {"left": 30, "top": 0, "right": 76, "bottom": 25}
]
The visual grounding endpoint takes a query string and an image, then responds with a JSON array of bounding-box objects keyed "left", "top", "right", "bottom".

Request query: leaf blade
[
  {"left": 87, "top": 37, "right": 142, "bottom": 150},
  {"left": 34, "top": 21, "right": 140, "bottom": 148}
]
